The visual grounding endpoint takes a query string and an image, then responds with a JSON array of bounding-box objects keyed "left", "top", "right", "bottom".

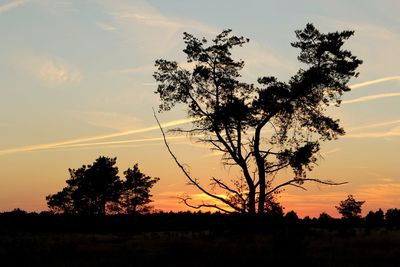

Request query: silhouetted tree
[
  {"left": 47, "top": 156, "right": 121, "bottom": 215},
  {"left": 318, "top": 212, "right": 332, "bottom": 221},
  {"left": 46, "top": 187, "right": 75, "bottom": 214},
  {"left": 385, "top": 208, "right": 400, "bottom": 227},
  {"left": 335, "top": 195, "right": 365, "bottom": 219},
  {"left": 264, "top": 194, "right": 284, "bottom": 218},
  {"left": 46, "top": 157, "right": 159, "bottom": 215},
  {"left": 119, "top": 164, "right": 160, "bottom": 214},
  {"left": 153, "top": 23, "right": 362, "bottom": 215},
  {"left": 365, "top": 209, "right": 384, "bottom": 227},
  {"left": 285, "top": 210, "right": 299, "bottom": 224}
]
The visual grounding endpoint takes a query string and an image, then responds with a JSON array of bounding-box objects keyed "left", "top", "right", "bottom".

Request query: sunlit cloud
[
  {"left": 116, "top": 12, "right": 180, "bottom": 29},
  {"left": 0, "top": 117, "right": 199, "bottom": 156},
  {"left": 113, "top": 9, "right": 217, "bottom": 35},
  {"left": 342, "top": 92, "right": 400, "bottom": 105},
  {"left": 321, "top": 148, "right": 341, "bottom": 156},
  {"left": 0, "top": 0, "right": 28, "bottom": 14},
  {"left": 53, "top": 136, "right": 187, "bottom": 150},
  {"left": 347, "top": 119, "right": 400, "bottom": 132},
  {"left": 110, "top": 64, "right": 153, "bottom": 75},
  {"left": 356, "top": 183, "right": 400, "bottom": 210},
  {"left": 349, "top": 76, "right": 400, "bottom": 90},
  {"left": 96, "top": 22, "right": 116, "bottom": 32},
  {"left": 73, "top": 111, "right": 140, "bottom": 132},
  {"left": 14, "top": 52, "right": 84, "bottom": 86},
  {"left": 345, "top": 126, "right": 400, "bottom": 138},
  {"left": 39, "top": 59, "right": 83, "bottom": 86}
]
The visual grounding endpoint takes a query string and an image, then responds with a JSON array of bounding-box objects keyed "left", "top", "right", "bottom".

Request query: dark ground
[{"left": 1, "top": 213, "right": 399, "bottom": 266}]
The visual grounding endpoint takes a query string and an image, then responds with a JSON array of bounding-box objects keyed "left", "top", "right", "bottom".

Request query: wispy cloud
[
  {"left": 112, "top": 9, "right": 217, "bottom": 35},
  {"left": 96, "top": 22, "right": 116, "bottom": 32},
  {"left": 342, "top": 92, "right": 400, "bottom": 105},
  {"left": 345, "top": 126, "right": 400, "bottom": 138},
  {"left": 348, "top": 119, "right": 400, "bottom": 132},
  {"left": 73, "top": 111, "right": 140, "bottom": 132},
  {"left": 52, "top": 136, "right": 187, "bottom": 150},
  {"left": 97, "top": 0, "right": 219, "bottom": 57},
  {"left": 349, "top": 76, "right": 400, "bottom": 90},
  {"left": 14, "top": 52, "right": 83, "bottom": 87},
  {"left": 0, "top": 0, "right": 28, "bottom": 14},
  {"left": 38, "top": 58, "right": 83, "bottom": 86},
  {"left": 110, "top": 64, "right": 154, "bottom": 75},
  {"left": 321, "top": 148, "right": 341, "bottom": 156},
  {"left": 0, "top": 117, "right": 199, "bottom": 156},
  {"left": 116, "top": 12, "right": 180, "bottom": 29}
]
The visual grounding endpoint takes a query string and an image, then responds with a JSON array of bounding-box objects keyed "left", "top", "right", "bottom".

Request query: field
[{"left": 1, "top": 214, "right": 400, "bottom": 266}]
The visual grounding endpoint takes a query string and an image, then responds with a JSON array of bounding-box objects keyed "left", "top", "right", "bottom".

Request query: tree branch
[
  {"left": 179, "top": 196, "right": 234, "bottom": 214},
  {"left": 267, "top": 178, "right": 347, "bottom": 196},
  {"left": 153, "top": 109, "right": 242, "bottom": 213}
]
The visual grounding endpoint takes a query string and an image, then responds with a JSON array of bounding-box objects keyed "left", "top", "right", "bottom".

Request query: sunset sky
[{"left": 0, "top": 0, "right": 399, "bottom": 217}]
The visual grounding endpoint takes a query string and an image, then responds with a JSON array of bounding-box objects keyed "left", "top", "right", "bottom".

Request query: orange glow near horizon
[{"left": 0, "top": 0, "right": 399, "bottom": 217}]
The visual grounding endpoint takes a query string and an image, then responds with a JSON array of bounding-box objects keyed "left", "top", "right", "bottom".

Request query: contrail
[
  {"left": 342, "top": 92, "right": 400, "bottom": 104},
  {"left": 53, "top": 136, "right": 190, "bottom": 149},
  {"left": 348, "top": 119, "right": 400, "bottom": 132},
  {"left": 349, "top": 76, "right": 400, "bottom": 90},
  {"left": 345, "top": 129, "right": 400, "bottom": 138},
  {"left": 1, "top": 76, "right": 398, "bottom": 156},
  {"left": 0, "top": 117, "right": 199, "bottom": 155}
]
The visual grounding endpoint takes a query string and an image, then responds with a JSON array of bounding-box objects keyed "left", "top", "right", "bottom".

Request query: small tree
[
  {"left": 46, "top": 157, "right": 159, "bottom": 215},
  {"left": 365, "top": 209, "right": 384, "bottom": 226},
  {"left": 119, "top": 164, "right": 160, "bottom": 214},
  {"left": 47, "top": 156, "right": 121, "bottom": 215},
  {"left": 385, "top": 208, "right": 400, "bottom": 227},
  {"left": 154, "top": 23, "right": 362, "bottom": 214},
  {"left": 335, "top": 195, "right": 365, "bottom": 219}
]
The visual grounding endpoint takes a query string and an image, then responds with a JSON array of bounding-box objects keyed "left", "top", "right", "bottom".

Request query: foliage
[
  {"left": 154, "top": 23, "right": 362, "bottom": 214},
  {"left": 119, "top": 164, "right": 160, "bottom": 214},
  {"left": 386, "top": 208, "right": 400, "bottom": 227},
  {"left": 46, "top": 156, "right": 159, "bottom": 215},
  {"left": 365, "top": 209, "right": 384, "bottom": 226},
  {"left": 335, "top": 195, "right": 365, "bottom": 219}
]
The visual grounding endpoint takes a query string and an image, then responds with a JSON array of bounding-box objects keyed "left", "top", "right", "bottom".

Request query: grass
[{"left": 1, "top": 228, "right": 400, "bottom": 266}]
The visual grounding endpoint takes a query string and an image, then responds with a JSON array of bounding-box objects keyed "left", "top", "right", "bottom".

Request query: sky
[{"left": 0, "top": 0, "right": 399, "bottom": 218}]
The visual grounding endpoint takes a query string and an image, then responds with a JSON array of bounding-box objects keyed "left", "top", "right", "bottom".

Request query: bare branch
[
  {"left": 211, "top": 177, "right": 246, "bottom": 206},
  {"left": 153, "top": 109, "right": 242, "bottom": 213},
  {"left": 179, "top": 196, "right": 234, "bottom": 214},
  {"left": 267, "top": 178, "right": 347, "bottom": 196}
]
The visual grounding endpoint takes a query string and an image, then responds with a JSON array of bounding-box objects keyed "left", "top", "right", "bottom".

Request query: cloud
[
  {"left": 348, "top": 119, "right": 400, "bottom": 132},
  {"left": 321, "top": 148, "right": 341, "bottom": 156},
  {"left": 112, "top": 8, "right": 217, "bottom": 35},
  {"left": 356, "top": 183, "right": 400, "bottom": 209},
  {"left": 73, "top": 111, "right": 140, "bottom": 131},
  {"left": 349, "top": 76, "right": 400, "bottom": 90},
  {"left": 10, "top": 51, "right": 83, "bottom": 87},
  {"left": 96, "top": 22, "right": 116, "bottom": 32},
  {"left": 0, "top": 0, "right": 28, "bottom": 14},
  {"left": 0, "top": 117, "right": 199, "bottom": 156},
  {"left": 110, "top": 64, "right": 154, "bottom": 75},
  {"left": 97, "top": 0, "right": 219, "bottom": 57},
  {"left": 38, "top": 58, "right": 83, "bottom": 86},
  {"left": 342, "top": 92, "right": 400, "bottom": 105},
  {"left": 52, "top": 136, "right": 187, "bottom": 150},
  {"left": 116, "top": 12, "right": 180, "bottom": 29},
  {"left": 345, "top": 126, "right": 400, "bottom": 138}
]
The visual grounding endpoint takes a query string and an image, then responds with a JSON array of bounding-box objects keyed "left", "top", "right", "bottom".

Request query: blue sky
[{"left": 0, "top": 0, "right": 399, "bottom": 216}]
